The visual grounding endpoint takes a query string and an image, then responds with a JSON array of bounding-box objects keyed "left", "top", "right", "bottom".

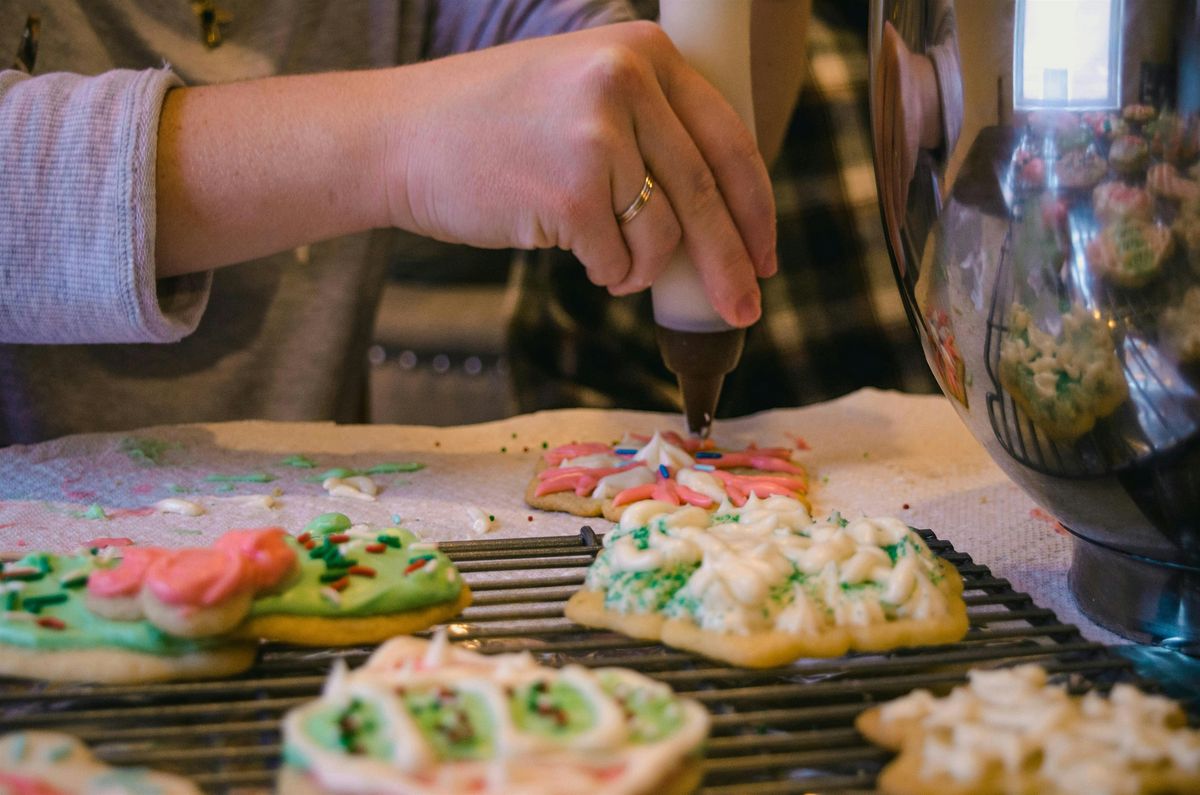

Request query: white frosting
[
  {"left": 631, "top": 432, "right": 694, "bottom": 470},
  {"left": 591, "top": 466, "right": 655, "bottom": 500},
  {"left": 875, "top": 665, "right": 1200, "bottom": 792},
  {"left": 596, "top": 503, "right": 951, "bottom": 636},
  {"left": 466, "top": 506, "right": 495, "bottom": 535},
  {"left": 323, "top": 475, "right": 379, "bottom": 501},
  {"left": 284, "top": 632, "right": 710, "bottom": 795},
  {"left": 154, "top": 498, "right": 205, "bottom": 517},
  {"left": 561, "top": 453, "right": 625, "bottom": 469}
]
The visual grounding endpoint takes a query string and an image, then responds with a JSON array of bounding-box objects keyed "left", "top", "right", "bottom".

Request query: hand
[
  {"left": 384, "top": 21, "right": 776, "bottom": 327},
  {"left": 873, "top": 21, "right": 941, "bottom": 276}
]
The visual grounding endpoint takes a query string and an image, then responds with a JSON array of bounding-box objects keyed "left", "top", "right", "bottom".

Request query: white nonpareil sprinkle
[
  {"left": 154, "top": 498, "right": 206, "bottom": 517},
  {"left": 237, "top": 492, "right": 280, "bottom": 510},
  {"left": 466, "top": 506, "right": 495, "bottom": 535},
  {"left": 323, "top": 475, "right": 379, "bottom": 501}
]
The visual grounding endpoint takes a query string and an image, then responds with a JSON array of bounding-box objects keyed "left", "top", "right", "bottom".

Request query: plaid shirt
[{"left": 507, "top": 1, "right": 937, "bottom": 417}]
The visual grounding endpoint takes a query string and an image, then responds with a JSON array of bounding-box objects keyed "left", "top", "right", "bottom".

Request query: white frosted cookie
[
  {"left": 856, "top": 664, "right": 1200, "bottom": 795},
  {"left": 1086, "top": 218, "right": 1174, "bottom": 288},
  {"left": 278, "top": 632, "right": 710, "bottom": 795},
  {"left": 526, "top": 431, "right": 809, "bottom": 522},
  {"left": 998, "top": 304, "right": 1128, "bottom": 440},
  {"left": 0, "top": 730, "right": 200, "bottom": 793},
  {"left": 565, "top": 497, "right": 968, "bottom": 668}
]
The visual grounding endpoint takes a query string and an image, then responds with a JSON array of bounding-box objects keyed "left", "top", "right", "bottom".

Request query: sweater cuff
[{"left": 0, "top": 67, "right": 211, "bottom": 344}]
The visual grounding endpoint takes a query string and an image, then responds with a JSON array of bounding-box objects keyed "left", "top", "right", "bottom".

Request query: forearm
[
  {"left": 751, "top": 0, "right": 811, "bottom": 167},
  {"left": 155, "top": 70, "right": 395, "bottom": 278}
]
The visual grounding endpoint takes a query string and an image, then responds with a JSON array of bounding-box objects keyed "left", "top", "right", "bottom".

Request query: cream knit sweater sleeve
[{"left": 0, "top": 66, "right": 211, "bottom": 344}]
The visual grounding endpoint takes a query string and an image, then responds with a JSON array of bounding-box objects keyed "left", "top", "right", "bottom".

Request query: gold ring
[{"left": 616, "top": 172, "right": 655, "bottom": 225}]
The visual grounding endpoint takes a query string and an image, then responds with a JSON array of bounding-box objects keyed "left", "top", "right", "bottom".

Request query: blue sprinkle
[
  {"left": 614, "top": 448, "right": 638, "bottom": 456},
  {"left": 694, "top": 464, "right": 715, "bottom": 472},
  {"left": 695, "top": 451, "right": 722, "bottom": 459},
  {"left": 658, "top": 464, "right": 670, "bottom": 478}
]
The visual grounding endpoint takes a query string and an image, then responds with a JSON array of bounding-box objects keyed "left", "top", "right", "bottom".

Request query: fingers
[
  {"left": 627, "top": 60, "right": 767, "bottom": 326},
  {"left": 609, "top": 167, "right": 682, "bottom": 296}
]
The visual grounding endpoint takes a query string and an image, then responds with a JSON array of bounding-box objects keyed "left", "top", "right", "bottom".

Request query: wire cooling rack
[{"left": 0, "top": 528, "right": 1143, "bottom": 793}]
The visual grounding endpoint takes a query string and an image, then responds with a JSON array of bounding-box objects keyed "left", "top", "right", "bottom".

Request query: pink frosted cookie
[
  {"left": 526, "top": 431, "right": 809, "bottom": 522},
  {"left": 1107, "top": 134, "right": 1150, "bottom": 177}
]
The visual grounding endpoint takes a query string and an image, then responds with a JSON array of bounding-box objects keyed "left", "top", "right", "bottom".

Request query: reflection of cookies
[
  {"left": 565, "top": 499, "right": 967, "bottom": 668},
  {"left": 279, "top": 633, "right": 710, "bottom": 795},
  {"left": 856, "top": 665, "right": 1200, "bottom": 795},
  {"left": 527, "top": 431, "right": 809, "bottom": 522},
  {"left": 1160, "top": 286, "right": 1200, "bottom": 363},
  {"left": 998, "top": 305, "right": 1127, "bottom": 441},
  {"left": 0, "top": 731, "right": 201, "bottom": 793},
  {"left": 1086, "top": 219, "right": 1174, "bottom": 288},
  {"left": 1175, "top": 201, "right": 1200, "bottom": 272},
  {"left": 1054, "top": 148, "right": 1106, "bottom": 189},
  {"left": 1092, "top": 181, "right": 1152, "bottom": 224},
  {"left": 1107, "top": 134, "right": 1149, "bottom": 177}
]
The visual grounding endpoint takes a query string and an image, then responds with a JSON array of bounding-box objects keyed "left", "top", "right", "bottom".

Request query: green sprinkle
[
  {"left": 47, "top": 743, "right": 72, "bottom": 762},
  {"left": 23, "top": 593, "right": 68, "bottom": 611},
  {"left": 280, "top": 454, "right": 317, "bottom": 468},
  {"left": 308, "top": 467, "right": 358, "bottom": 482},
  {"left": 3, "top": 591, "right": 18, "bottom": 610},
  {"left": 364, "top": 462, "right": 424, "bottom": 474},
  {"left": 377, "top": 534, "right": 402, "bottom": 548},
  {"left": 541, "top": 441, "right": 548, "bottom": 449},
  {"left": 304, "top": 512, "right": 352, "bottom": 535},
  {"left": 172, "top": 528, "right": 204, "bottom": 536},
  {"left": 118, "top": 436, "right": 172, "bottom": 466},
  {"left": 58, "top": 569, "right": 89, "bottom": 588},
  {"left": 500, "top": 446, "right": 507, "bottom": 453},
  {"left": 216, "top": 483, "right": 236, "bottom": 493},
  {"left": 82, "top": 504, "right": 107, "bottom": 521},
  {"left": 319, "top": 570, "right": 349, "bottom": 583},
  {"left": 204, "top": 472, "right": 275, "bottom": 483},
  {"left": 167, "top": 483, "right": 192, "bottom": 494}
]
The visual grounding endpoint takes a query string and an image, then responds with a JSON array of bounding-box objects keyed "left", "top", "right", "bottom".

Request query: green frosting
[
  {"left": 303, "top": 512, "right": 352, "bottom": 535},
  {"left": 603, "top": 565, "right": 696, "bottom": 615},
  {"left": 510, "top": 679, "right": 595, "bottom": 739},
  {"left": 0, "top": 552, "right": 226, "bottom": 654},
  {"left": 248, "top": 530, "right": 463, "bottom": 618},
  {"left": 598, "top": 672, "right": 684, "bottom": 743},
  {"left": 303, "top": 698, "right": 393, "bottom": 759},
  {"left": 406, "top": 688, "right": 495, "bottom": 760}
]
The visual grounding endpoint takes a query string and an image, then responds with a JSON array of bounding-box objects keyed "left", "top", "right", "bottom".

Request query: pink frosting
[
  {"left": 535, "top": 463, "right": 641, "bottom": 497},
  {"left": 213, "top": 527, "right": 297, "bottom": 592},
  {"left": 144, "top": 548, "right": 253, "bottom": 607},
  {"left": 0, "top": 773, "right": 66, "bottom": 795},
  {"left": 543, "top": 442, "right": 612, "bottom": 466},
  {"left": 86, "top": 546, "right": 169, "bottom": 598}
]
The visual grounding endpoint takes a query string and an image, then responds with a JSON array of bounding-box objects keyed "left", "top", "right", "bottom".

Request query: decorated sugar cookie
[
  {"left": 565, "top": 497, "right": 968, "bottom": 668},
  {"left": 278, "top": 632, "right": 710, "bottom": 795},
  {"left": 0, "top": 731, "right": 201, "bottom": 794},
  {"left": 856, "top": 665, "right": 1200, "bottom": 795},
  {"left": 233, "top": 513, "right": 472, "bottom": 646},
  {"left": 0, "top": 546, "right": 257, "bottom": 684},
  {"left": 526, "top": 430, "right": 809, "bottom": 522}
]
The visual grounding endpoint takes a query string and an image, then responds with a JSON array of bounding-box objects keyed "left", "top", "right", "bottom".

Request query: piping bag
[{"left": 655, "top": 0, "right": 755, "bottom": 438}]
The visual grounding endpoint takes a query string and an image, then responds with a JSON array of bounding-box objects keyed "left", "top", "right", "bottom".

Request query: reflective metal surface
[{"left": 869, "top": 0, "right": 1200, "bottom": 651}]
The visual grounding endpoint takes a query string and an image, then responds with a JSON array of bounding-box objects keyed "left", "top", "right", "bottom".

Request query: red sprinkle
[
  {"left": 403, "top": 559, "right": 429, "bottom": 575},
  {"left": 329, "top": 577, "right": 350, "bottom": 591},
  {"left": 297, "top": 532, "right": 311, "bottom": 544},
  {"left": 304, "top": 540, "right": 316, "bottom": 550},
  {"left": 527, "top": 516, "right": 534, "bottom": 522},
  {"left": 902, "top": 503, "right": 910, "bottom": 510},
  {"left": 36, "top": 617, "right": 66, "bottom": 630},
  {"left": 327, "top": 533, "right": 350, "bottom": 544},
  {"left": 365, "top": 543, "right": 386, "bottom": 554},
  {"left": 348, "top": 565, "right": 376, "bottom": 578}
]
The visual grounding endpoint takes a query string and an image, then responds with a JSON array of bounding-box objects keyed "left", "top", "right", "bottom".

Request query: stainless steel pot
[{"left": 869, "top": 0, "right": 1200, "bottom": 651}]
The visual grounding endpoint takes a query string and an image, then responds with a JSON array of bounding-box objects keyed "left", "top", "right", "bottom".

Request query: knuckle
[
  {"left": 686, "top": 167, "right": 723, "bottom": 215},
  {"left": 584, "top": 44, "right": 648, "bottom": 96}
]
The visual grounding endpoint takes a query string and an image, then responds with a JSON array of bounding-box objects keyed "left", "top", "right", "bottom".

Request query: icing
[
  {"left": 282, "top": 633, "right": 708, "bottom": 794},
  {"left": 144, "top": 548, "right": 252, "bottom": 607},
  {"left": 154, "top": 498, "right": 205, "bottom": 516},
  {"left": 213, "top": 527, "right": 297, "bottom": 591},
  {"left": 86, "top": 546, "right": 167, "bottom": 599},
  {"left": 248, "top": 526, "right": 463, "bottom": 618},
  {"left": 0, "top": 731, "right": 200, "bottom": 794},
  {"left": 586, "top": 501, "right": 953, "bottom": 637},
  {"left": 539, "top": 434, "right": 807, "bottom": 509},
  {"left": 873, "top": 665, "right": 1200, "bottom": 793}
]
